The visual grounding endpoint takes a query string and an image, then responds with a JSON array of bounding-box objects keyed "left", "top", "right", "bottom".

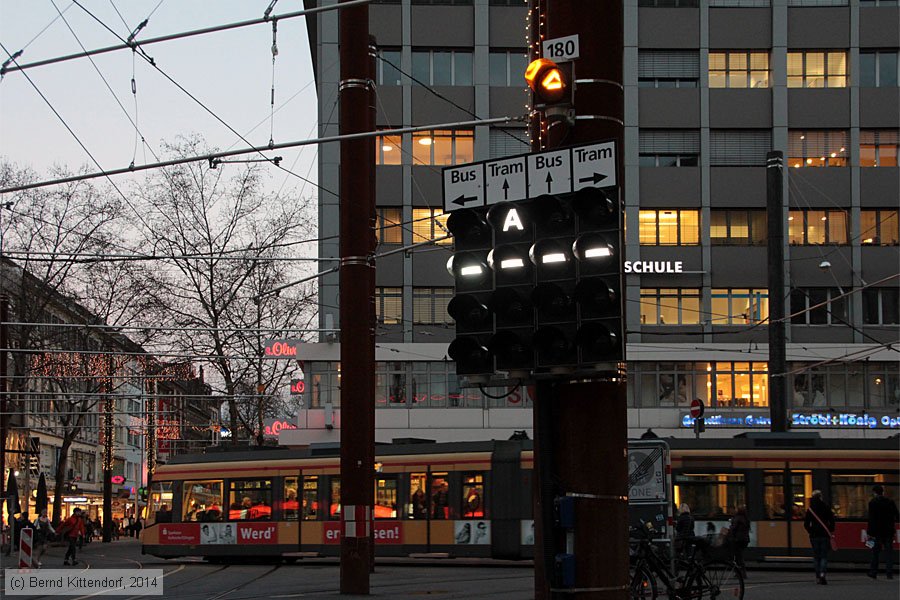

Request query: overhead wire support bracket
[{"left": 208, "top": 156, "right": 283, "bottom": 169}]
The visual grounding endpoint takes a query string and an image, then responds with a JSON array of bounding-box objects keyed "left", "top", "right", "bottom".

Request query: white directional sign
[
  {"left": 443, "top": 163, "right": 484, "bottom": 212},
  {"left": 485, "top": 156, "right": 528, "bottom": 205},
  {"left": 527, "top": 149, "right": 571, "bottom": 198},
  {"left": 572, "top": 141, "right": 616, "bottom": 191},
  {"left": 442, "top": 140, "right": 617, "bottom": 210}
]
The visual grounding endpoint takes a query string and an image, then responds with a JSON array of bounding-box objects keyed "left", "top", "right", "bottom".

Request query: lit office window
[
  {"left": 376, "top": 134, "right": 403, "bottom": 165},
  {"left": 860, "top": 210, "right": 899, "bottom": 246},
  {"left": 640, "top": 289, "right": 702, "bottom": 325},
  {"left": 376, "top": 207, "right": 403, "bottom": 244},
  {"left": 860, "top": 130, "right": 899, "bottom": 167},
  {"left": 788, "top": 209, "right": 849, "bottom": 245},
  {"left": 787, "top": 51, "right": 847, "bottom": 88},
  {"left": 710, "top": 210, "right": 767, "bottom": 245},
  {"left": 711, "top": 289, "right": 769, "bottom": 324},
  {"left": 638, "top": 210, "right": 700, "bottom": 245},
  {"left": 376, "top": 287, "right": 403, "bottom": 325},
  {"left": 412, "top": 208, "right": 451, "bottom": 245},
  {"left": 709, "top": 51, "right": 769, "bottom": 88},
  {"left": 412, "top": 129, "right": 474, "bottom": 166},
  {"left": 859, "top": 51, "right": 898, "bottom": 87},
  {"left": 788, "top": 130, "right": 848, "bottom": 167}
]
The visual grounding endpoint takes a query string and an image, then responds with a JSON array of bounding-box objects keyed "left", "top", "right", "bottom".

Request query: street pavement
[{"left": 1, "top": 538, "right": 898, "bottom": 599}]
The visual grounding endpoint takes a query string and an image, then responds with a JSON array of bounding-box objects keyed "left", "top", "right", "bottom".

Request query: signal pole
[
  {"left": 530, "top": 2, "right": 628, "bottom": 598},
  {"left": 338, "top": 0, "right": 376, "bottom": 593}
]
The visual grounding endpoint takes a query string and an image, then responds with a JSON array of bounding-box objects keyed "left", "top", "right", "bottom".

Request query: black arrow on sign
[
  {"left": 579, "top": 172, "right": 608, "bottom": 185},
  {"left": 452, "top": 193, "right": 478, "bottom": 207},
  {"left": 502, "top": 179, "right": 510, "bottom": 200},
  {"left": 545, "top": 172, "right": 553, "bottom": 193}
]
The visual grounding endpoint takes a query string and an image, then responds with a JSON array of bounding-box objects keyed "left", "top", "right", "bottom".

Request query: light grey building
[{"left": 285, "top": 0, "right": 899, "bottom": 446}]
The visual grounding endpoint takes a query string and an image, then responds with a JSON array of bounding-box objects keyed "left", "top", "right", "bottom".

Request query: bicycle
[{"left": 630, "top": 523, "right": 744, "bottom": 600}]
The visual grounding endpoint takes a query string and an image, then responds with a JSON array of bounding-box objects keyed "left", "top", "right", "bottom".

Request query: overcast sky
[{"left": 0, "top": 1, "right": 321, "bottom": 197}]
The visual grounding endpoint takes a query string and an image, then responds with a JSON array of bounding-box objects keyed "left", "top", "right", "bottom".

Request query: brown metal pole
[
  {"left": 531, "top": 2, "right": 628, "bottom": 598},
  {"left": 338, "top": 0, "right": 375, "bottom": 594},
  {"left": 766, "top": 151, "right": 788, "bottom": 432}
]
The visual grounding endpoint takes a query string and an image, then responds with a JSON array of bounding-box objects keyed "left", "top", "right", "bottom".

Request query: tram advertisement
[
  {"left": 323, "top": 521, "right": 403, "bottom": 544},
  {"left": 158, "top": 522, "right": 278, "bottom": 545}
]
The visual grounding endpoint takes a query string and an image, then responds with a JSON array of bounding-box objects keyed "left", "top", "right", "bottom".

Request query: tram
[{"left": 141, "top": 436, "right": 898, "bottom": 563}]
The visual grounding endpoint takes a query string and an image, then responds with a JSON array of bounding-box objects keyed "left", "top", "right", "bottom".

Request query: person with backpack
[
  {"left": 59, "top": 508, "right": 86, "bottom": 566},
  {"left": 32, "top": 509, "right": 56, "bottom": 568},
  {"left": 804, "top": 490, "right": 836, "bottom": 585}
]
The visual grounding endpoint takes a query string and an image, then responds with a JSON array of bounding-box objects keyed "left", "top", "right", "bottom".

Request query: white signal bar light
[
  {"left": 461, "top": 265, "right": 485, "bottom": 277},
  {"left": 542, "top": 253, "right": 567, "bottom": 264},
  {"left": 500, "top": 258, "right": 526, "bottom": 269}
]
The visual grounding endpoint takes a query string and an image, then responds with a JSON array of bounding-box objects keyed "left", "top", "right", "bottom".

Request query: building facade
[{"left": 285, "top": 0, "right": 899, "bottom": 447}]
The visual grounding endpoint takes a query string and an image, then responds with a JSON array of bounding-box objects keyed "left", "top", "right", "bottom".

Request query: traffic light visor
[{"left": 525, "top": 58, "right": 568, "bottom": 103}]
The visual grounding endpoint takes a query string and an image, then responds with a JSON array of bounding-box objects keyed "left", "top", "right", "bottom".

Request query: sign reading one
[
  {"left": 542, "top": 34, "right": 580, "bottom": 62},
  {"left": 443, "top": 140, "right": 617, "bottom": 212}
]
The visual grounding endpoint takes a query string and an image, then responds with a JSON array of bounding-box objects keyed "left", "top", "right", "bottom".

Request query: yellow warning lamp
[{"left": 524, "top": 58, "right": 571, "bottom": 106}]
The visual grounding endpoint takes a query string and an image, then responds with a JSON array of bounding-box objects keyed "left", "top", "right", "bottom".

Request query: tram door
[{"left": 763, "top": 466, "right": 812, "bottom": 553}]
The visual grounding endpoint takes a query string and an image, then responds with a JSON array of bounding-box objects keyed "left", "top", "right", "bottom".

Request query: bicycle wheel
[
  {"left": 700, "top": 560, "right": 744, "bottom": 600},
  {"left": 630, "top": 564, "right": 658, "bottom": 600}
]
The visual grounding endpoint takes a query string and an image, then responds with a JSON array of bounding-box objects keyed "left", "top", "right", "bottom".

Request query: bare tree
[{"left": 131, "top": 137, "right": 317, "bottom": 443}]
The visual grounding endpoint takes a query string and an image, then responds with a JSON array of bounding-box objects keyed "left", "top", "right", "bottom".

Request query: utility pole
[
  {"left": 766, "top": 151, "right": 788, "bottom": 432},
  {"left": 530, "top": 2, "right": 628, "bottom": 598},
  {"left": 338, "top": 0, "right": 376, "bottom": 593}
]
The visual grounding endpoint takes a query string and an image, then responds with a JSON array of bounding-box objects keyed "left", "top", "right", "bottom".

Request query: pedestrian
[
  {"left": 675, "top": 503, "right": 695, "bottom": 557},
  {"left": 32, "top": 509, "right": 56, "bottom": 568},
  {"left": 866, "top": 484, "right": 899, "bottom": 580},
  {"left": 725, "top": 506, "right": 751, "bottom": 577},
  {"left": 60, "top": 508, "right": 86, "bottom": 566},
  {"left": 803, "top": 490, "right": 835, "bottom": 585}
]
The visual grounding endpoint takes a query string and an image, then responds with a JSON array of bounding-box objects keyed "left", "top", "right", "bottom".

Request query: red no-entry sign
[{"left": 690, "top": 399, "right": 705, "bottom": 419}]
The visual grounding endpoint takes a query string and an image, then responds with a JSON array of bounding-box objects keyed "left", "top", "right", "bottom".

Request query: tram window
[
  {"left": 228, "top": 480, "right": 273, "bottom": 520},
  {"left": 430, "top": 473, "right": 453, "bottom": 520},
  {"left": 375, "top": 477, "right": 398, "bottom": 519},
  {"left": 674, "top": 474, "right": 746, "bottom": 519},
  {"left": 408, "top": 473, "right": 428, "bottom": 519},
  {"left": 831, "top": 473, "right": 900, "bottom": 519},
  {"left": 149, "top": 482, "right": 173, "bottom": 524},
  {"left": 330, "top": 478, "right": 341, "bottom": 519},
  {"left": 182, "top": 480, "right": 223, "bottom": 522},
  {"left": 790, "top": 471, "right": 812, "bottom": 519},
  {"left": 302, "top": 476, "right": 319, "bottom": 521},
  {"left": 284, "top": 477, "right": 299, "bottom": 521},
  {"left": 462, "top": 473, "right": 485, "bottom": 518}
]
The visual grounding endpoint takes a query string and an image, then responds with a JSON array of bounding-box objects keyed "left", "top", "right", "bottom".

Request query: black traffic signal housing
[
  {"left": 525, "top": 58, "right": 574, "bottom": 112},
  {"left": 447, "top": 208, "right": 494, "bottom": 375}
]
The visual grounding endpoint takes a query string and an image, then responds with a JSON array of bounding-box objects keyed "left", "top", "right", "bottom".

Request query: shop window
[
  {"left": 430, "top": 473, "right": 452, "bottom": 520},
  {"left": 412, "top": 129, "right": 474, "bottom": 166},
  {"left": 228, "top": 480, "right": 272, "bottom": 520},
  {"left": 859, "top": 51, "right": 898, "bottom": 88},
  {"left": 330, "top": 478, "right": 341, "bottom": 519},
  {"left": 860, "top": 130, "right": 899, "bottom": 168},
  {"left": 376, "top": 287, "right": 403, "bottom": 325},
  {"left": 637, "top": 364, "right": 703, "bottom": 407},
  {"left": 302, "top": 476, "right": 319, "bottom": 521},
  {"left": 376, "top": 207, "right": 403, "bottom": 244},
  {"left": 489, "top": 50, "right": 528, "bottom": 86},
  {"left": 711, "top": 289, "right": 769, "bottom": 325},
  {"left": 638, "top": 51, "right": 699, "bottom": 88},
  {"left": 787, "top": 51, "right": 847, "bottom": 88},
  {"left": 788, "top": 209, "right": 849, "bottom": 245},
  {"left": 674, "top": 474, "right": 746, "bottom": 519},
  {"left": 831, "top": 474, "right": 900, "bottom": 519},
  {"left": 408, "top": 473, "right": 428, "bottom": 519},
  {"left": 710, "top": 209, "right": 767, "bottom": 245},
  {"left": 640, "top": 289, "right": 702, "bottom": 325},
  {"left": 790, "top": 287, "right": 848, "bottom": 325},
  {"left": 375, "top": 477, "right": 398, "bottom": 519},
  {"left": 638, "top": 210, "right": 700, "bottom": 245},
  {"left": 861, "top": 209, "right": 899, "bottom": 246},
  {"left": 412, "top": 208, "right": 451, "bottom": 245},
  {"left": 182, "top": 480, "right": 223, "bottom": 522},
  {"left": 462, "top": 473, "right": 486, "bottom": 518},
  {"left": 713, "top": 362, "right": 768, "bottom": 408},
  {"left": 284, "top": 477, "right": 299, "bottom": 521},
  {"left": 788, "top": 130, "right": 848, "bottom": 168},
  {"left": 709, "top": 51, "right": 769, "bottom": 88},
  {"left": 412, "top": 287, "right": 453, "bottom": 325},
  {"left": 863, "top": 288, "right": 900, "bottom": 325}
]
